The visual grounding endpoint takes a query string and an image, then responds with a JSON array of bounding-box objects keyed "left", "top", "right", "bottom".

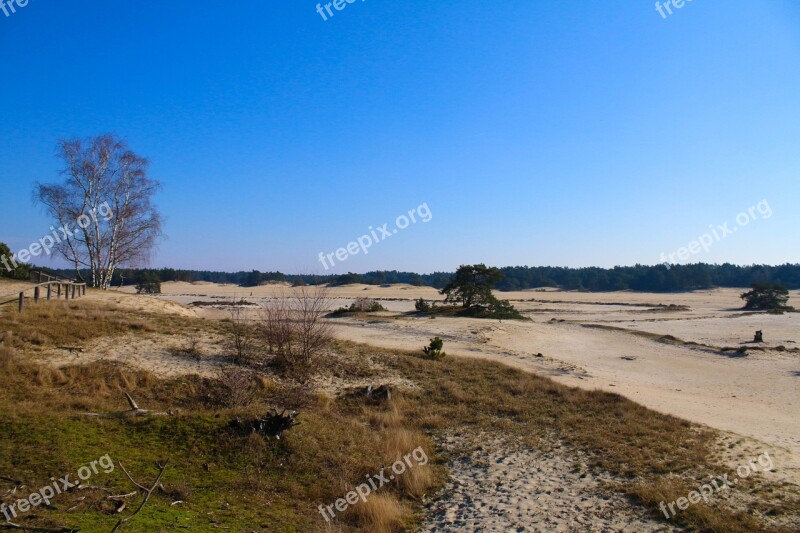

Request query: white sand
[{"left": 134, "top": 282, "right": 800, "bottom": 461}]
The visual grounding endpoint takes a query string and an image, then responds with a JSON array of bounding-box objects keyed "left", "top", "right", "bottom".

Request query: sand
[
  {"left": 122, "top": 282, "right": 799, "bottom": 464},
  {"left": 419, "top": 432, "right": 678, "bottom": 532}
]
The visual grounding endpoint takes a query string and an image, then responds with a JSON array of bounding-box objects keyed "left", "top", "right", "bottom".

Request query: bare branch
[
  {"left": 81, "top": 394, "right": 171, "bottom": 419},
  {"left": 110, "top": 460, "right": 170, "bottom": 533},
  {"left": 0, "top": 523, "right": 76, "bottom": 532}
]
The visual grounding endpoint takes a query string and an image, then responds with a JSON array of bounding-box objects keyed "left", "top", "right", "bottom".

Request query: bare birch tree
[{"left": 34, "top": 134, "right": 162, "bottom": 289}]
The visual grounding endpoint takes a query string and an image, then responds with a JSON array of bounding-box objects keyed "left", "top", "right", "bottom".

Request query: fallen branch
[
  {"left": 345, "top": 384, "right": 393, "bottom": 403},
  {"left": 77, "top": 485, "right": 112, "bottom": 494},
  {"left": 0, "top": 523, "right": 77, "bottom": 532},
  {"left": 109, "top": 460, "right": 169, "bottom": 533},
  {"left": 82, "top": 393, "right": 172, "bottom": 419},
  {"left": 66, "top": 496, "right": 86, "bottom": 512},
  {"left": 56, "top": 346, "right": 84, "bottom": 353},
  {"left": 106, "top": 492, "right": 137, "bottom": 501}
]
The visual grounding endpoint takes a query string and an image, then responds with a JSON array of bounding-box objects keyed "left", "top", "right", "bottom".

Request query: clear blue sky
[{"left": 1, "top": 0, "right": 799, "bottom": 274}]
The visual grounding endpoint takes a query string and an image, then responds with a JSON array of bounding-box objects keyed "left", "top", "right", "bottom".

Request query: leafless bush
[
  {"left": 262, "top": 296, "right": 293, "bottom": 356},
  {"left": 226, "top": 302, "right": 255, "bottom": 365},
  {"left": 185, "top": 332, "right": 202, "bottom": 360},
  {"left": 260, "top": 285, "right": 333, "bottom": 377},
  {"left": 217, "top": 365, "right": 255, "bottom": 408},
  {"left": 170, "top": 332, "right": 203, "bottom": 361}
]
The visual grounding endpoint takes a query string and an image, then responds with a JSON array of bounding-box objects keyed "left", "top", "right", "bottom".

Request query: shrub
[
  {"left": 423, "top": 337, "right": 446, "bottom": 360},
  {"left": 227, "top": 304, "right": 255, "bottom": 365},
  {"left": 135, "top": 272, "right": 161, "bottom": 294},
  {"left": 260, "top": 286, "right": 332, "bottom": 378},
  {"left": 330, "top": 298, "right": 386, "bottom": 315},
  {"left": 414, "top": 298, "right": 431, "bottom": 312},
  {"left": 485, "top": 297, "right": 525, "bottom": 319},
  {"left": 351, "top": 298, "right": 385, "bottom": 312},
  {"left": 216, "top": 365, "right": 256, "bottom": 407}
]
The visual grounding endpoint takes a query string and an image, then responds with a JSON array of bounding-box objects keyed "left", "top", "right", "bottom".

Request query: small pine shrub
[{"left": 422, "top": 337, "right": 446, "bottom": 360}]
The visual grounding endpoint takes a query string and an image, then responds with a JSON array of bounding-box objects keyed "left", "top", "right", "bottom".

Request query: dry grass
[
  {"left": 0, "top": 299, "right": 217, "bottom": 351},
  {"left": 345, "top": 493, "right": 409, "bottom": 533},
  {"left": 381, "top": 428, "right": 434, "bottom": 500},
  {"left": 631, "top": 478, "right": 765, "bottom": 531}
]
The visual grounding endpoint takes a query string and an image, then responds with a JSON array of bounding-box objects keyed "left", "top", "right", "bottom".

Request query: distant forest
[{"left": 37, "top": 263, "right": 800, "bottom": 292}]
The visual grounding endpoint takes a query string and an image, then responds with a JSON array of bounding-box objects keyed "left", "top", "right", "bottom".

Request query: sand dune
[{"left": 141, "top": 283, "right": 799, "bottom": 479}]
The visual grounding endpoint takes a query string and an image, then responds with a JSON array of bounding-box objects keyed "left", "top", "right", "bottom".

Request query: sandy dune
[{"left": 138, "top": 283, "right": 800, "bottom": 471}]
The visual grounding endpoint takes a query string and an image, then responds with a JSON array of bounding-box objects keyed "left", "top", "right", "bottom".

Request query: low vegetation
[
  {"left": 135, "top": 272, "right": 161, "bottom": 295},
  {"left": 422, "top": 337, "right": 446, "bottom": 360},
  {"left": 329, "top": 297, "right": 387, "bottom": 316},
  {"left": 0, "top": 300, "right": 437, "bottom": 532},
  {"left": 414, "top": 298, "right": 432, "bottom": 312}
]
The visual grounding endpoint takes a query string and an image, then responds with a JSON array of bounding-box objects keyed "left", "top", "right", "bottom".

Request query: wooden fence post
[
  {"left": 34, "top": 286, "right": 40, "bottom": 303},
  {"left": 57, "top": 284, "right": 61, "bottom": 298},
  {"left": 18, "top": 292, "right": 24, "bottom": 313},
  {"left": 47, "top": 284, "right": 52, "bottom": 300}
]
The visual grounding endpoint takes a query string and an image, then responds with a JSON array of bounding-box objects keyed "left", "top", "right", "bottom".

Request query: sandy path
[{"left": 420, "top": 432, "right": 678, "bottom": 532}]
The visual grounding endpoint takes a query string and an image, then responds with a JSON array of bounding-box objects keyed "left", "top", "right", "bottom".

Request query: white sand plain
[{"left": 139, "top": 282, "right": 799, "bottom": 461}]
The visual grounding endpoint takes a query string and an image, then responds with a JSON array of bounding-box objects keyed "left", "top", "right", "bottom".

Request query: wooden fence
[
  {"left": 16, "top": 280, "right": 87, "bottom": 312},
  {"left": 0, "top": 270, "right": 88, "bottom": 313}
]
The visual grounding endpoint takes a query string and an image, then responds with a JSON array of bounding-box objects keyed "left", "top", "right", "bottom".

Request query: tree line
[
  {"left": 28, "top": 263, "right": 800, "bottom": 292},
  {"left": 13, "top": 134, "right": 798, "bottom": 294}
]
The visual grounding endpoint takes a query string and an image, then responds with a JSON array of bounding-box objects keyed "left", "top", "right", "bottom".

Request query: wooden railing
[
  {"left": 16, "top": 280, "right": 87, "bottom": 312},
  {"left": 32, "top": 269, "right": 78, "bottom": 285}
]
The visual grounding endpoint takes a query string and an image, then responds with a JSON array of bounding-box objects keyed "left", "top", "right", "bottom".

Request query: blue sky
[{"left": 1, "top": 0, "right": 799, "bottom": 274}]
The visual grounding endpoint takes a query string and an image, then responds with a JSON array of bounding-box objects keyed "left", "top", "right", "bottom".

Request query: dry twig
[{"left": 109, "top": 460, "right": 170, "bottom": 533}]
